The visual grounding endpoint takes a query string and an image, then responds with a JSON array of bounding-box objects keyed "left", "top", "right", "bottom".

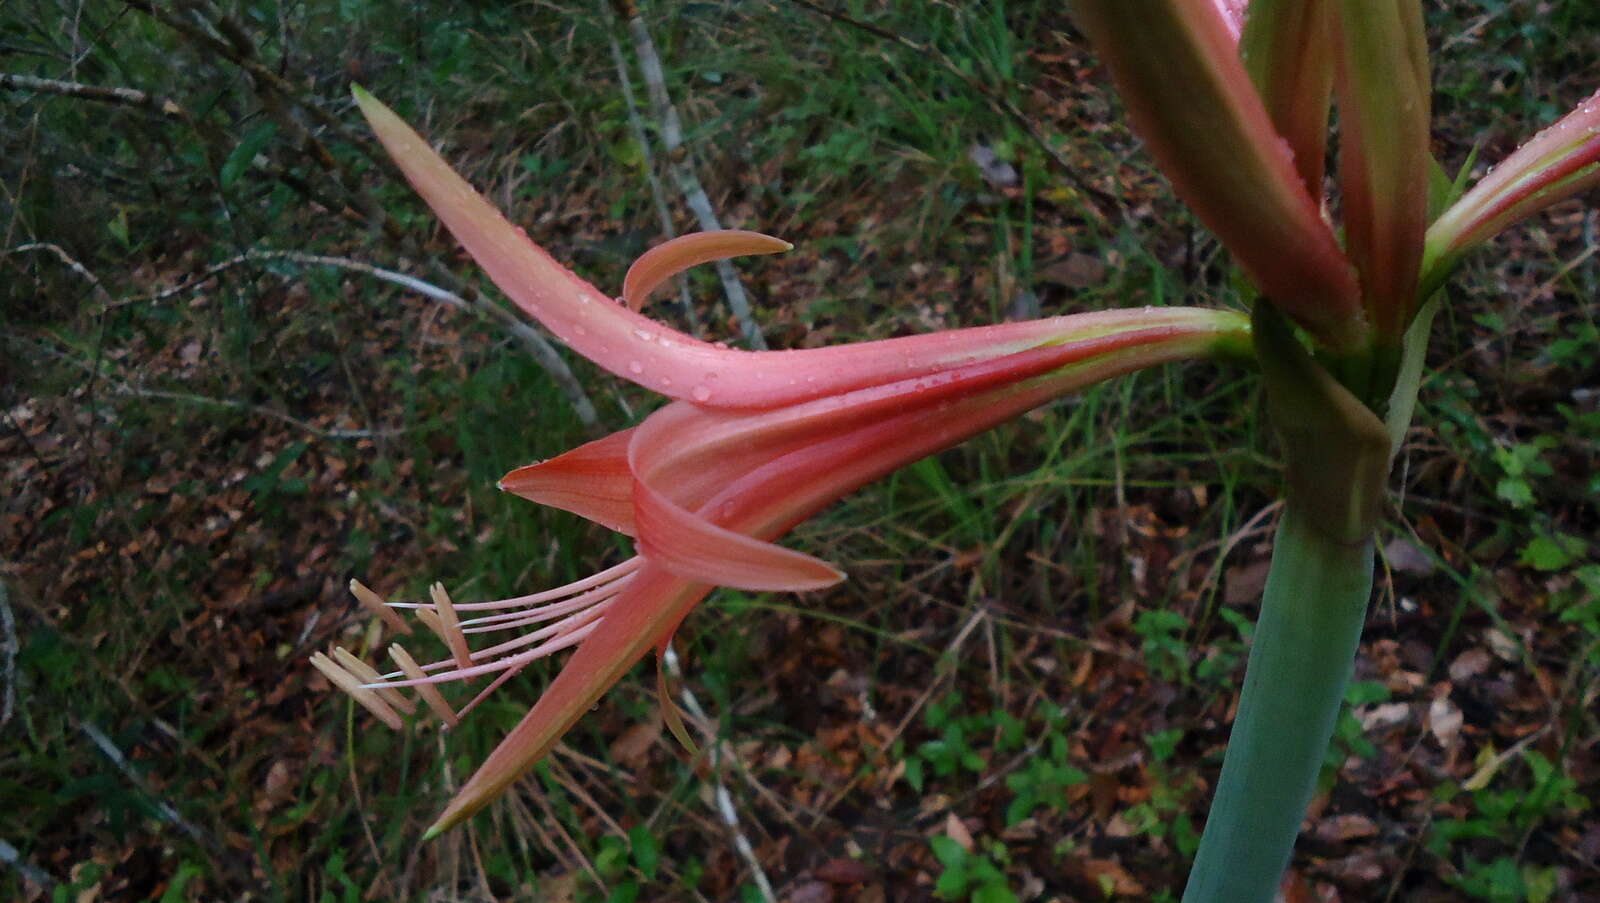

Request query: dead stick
[
  {"left": 612, "top": 0, "right": 768, "bottom": 349},
  {"left": 0, "top": 72, "right": 188, "bottom": 118},
  {"left": 607, "top": 33, "right": 702, "bottom": 336}
]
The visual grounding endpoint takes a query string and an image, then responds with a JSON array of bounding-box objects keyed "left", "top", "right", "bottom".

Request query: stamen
[
  {"left": 457, "top": 578, "right": 632, "bottom": 634},
  {"left": 430, "top": 583, "right": 474, "bottom": 671},
  {"left": 390, "top": 643, "right": 459, "bottom": 728},
  {"left": 333, "top": 647, "right": 416, "bottom": 715},
  {"left": 414, "top": 605, "right": 446, "bottom": 640},
  {"left": 386, "top": 558, "right": 643, "bottom": 612},
  {"left": 349, "top": 578, "right": 411, "bottom": 634},
  {"left": 454, "top": 662, "right": 529, "bottom": 720},
  {"left": 310, "top": 651, "right": 403, "bottom": 730},
  {"left": 329, "top": 561, "right": 634, "bottom": 730},
  {"left": 454, "top": 621, "right": 603, "bottom": 721},
  {"left": 373, "top": 602, "right": 611, "bottom": 688}
]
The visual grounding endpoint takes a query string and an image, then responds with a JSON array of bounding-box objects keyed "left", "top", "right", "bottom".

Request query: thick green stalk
[
  {"left": 1181, "top": 305, "right": 1392, "bottom": 902},
  {"left": 1181, "top": 508, "right": 1374, "bottom": 902}
]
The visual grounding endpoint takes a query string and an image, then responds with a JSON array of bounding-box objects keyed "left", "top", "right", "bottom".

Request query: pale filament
[{"left": 325, "top": 558, "right": 638, "bottom": 729}]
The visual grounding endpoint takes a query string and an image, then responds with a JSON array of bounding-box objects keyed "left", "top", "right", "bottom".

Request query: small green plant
[
  {"left": 1429, "top": 750, "right": 1587, "bottom": 902},
  {"left": 1119, "top": 729, "right": 1200, "bottom": 861},
  {"left": 903, "top": 694, "right": 993, "bottom": 793},
  {"left": 1325, "top": 680, "right": 1392, "bottom": 772},
  {"left": 1491, "top": 437, "right": 1556, "bottom": 509},
  {"left": 928, "top": 835, "right": 1020, "bottom": 903},
  {"left": 1134, "top": 608, "right": 1191, "bottom": 682},
  {"left": 586, "top": 825, "right": 661, "bottom": 903},
  {"left": 1003, "top": 703, "right": 1087, "bottom": 826}
]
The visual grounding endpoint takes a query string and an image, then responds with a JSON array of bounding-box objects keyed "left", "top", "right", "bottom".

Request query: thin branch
[
  {"left": 786, "top": 0, "right": 1120, "bottom": 224},
  {"left": 0, "top": 838, "right": 54, "bottom": 891},
  {"left": 0, "top": 72, "right": 188, "bottom": 118},
  {"left": 0, "top": 578, "right": 16, "bottom": 733},
  {"left": 6, "top": 242, "right": 115, "bottom": 306},
  {"left": 109, "top": 248, "right": 602, "bottom": 430},
  {"left": 109, "top": 387, "right": 397, "bottom": 440},
  {"left": 612, "top": 0, "right": 768, "bottom": 349},
  {"left": 122, "top": 0, "right": 380, "bottom": 167},
  {"left": 78, "top": 720, "right": 211, "bottom": 849},
  {"left": 663, "top": 644, "right": 777, "bottom": 903},
  {"left": 607, "top": 33, "right": 702, "bottom": 337}
]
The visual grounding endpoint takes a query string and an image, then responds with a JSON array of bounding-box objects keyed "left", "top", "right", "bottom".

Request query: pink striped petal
[
  {"left": 499, "top": 428, "right": 637, "bottom": 534},
  {"left": 622, "top": 231, "right": 791, "bottom": 311},
  {"left": 354, "top": 88, "right": 1216, "bottom": 407},
  {"left": 1424, "top": 89, "right": 1600, "bottom": 293},
  {"left": 632, "top": 474, "right": 844, "bottom": 591},
  {"left": 1072, "top": 2, "right": 1364, "bottom": 352}
]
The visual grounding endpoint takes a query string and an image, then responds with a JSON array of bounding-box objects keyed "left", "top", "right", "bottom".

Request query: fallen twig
[
  {"left": 611, "top": 0, "right": 768, "bottom": 349},
  {"left": 664, "top": 644, "right": 778, "bottom": 903},
  {"left": 0, "top": 578, "right": 17, "bottom": 733},
  {"left": 107, "top": 247, "right": 602, "bottom": 430},
  {"left": 0, "top": 72, "right": 188, "bottom": 119},
  {"left": 6, "top": 242, "right": 115, "bottom": 306},
  {"left": 607, "top": 33, "right": 702, "bottom": 336},
  {"left": 78, "top": 720, "right": 210, "bottom": 849},
  {"left": 0, "top": 838, "right": 55, "bottom": 892}
]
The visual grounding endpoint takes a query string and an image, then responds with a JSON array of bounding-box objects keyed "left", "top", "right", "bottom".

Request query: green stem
[{"left": 1181, "top": 506, "right": 1374, "bottom": 902}]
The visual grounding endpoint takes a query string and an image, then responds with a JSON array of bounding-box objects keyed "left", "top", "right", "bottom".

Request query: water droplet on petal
[
  {"left": 691, "top": 384, "right": 712, "bottom": 402},
  {"left": 661, "top": 377, "right": 673, "bottom": 387},
  {"left": 633, "top": 329, "right": 654, "bottom": 342},
  {"left": 627, "top": 360, "right": 644, "bottom": 375},
  {"left": 574, "top": 325, "right": 587, "bottom": 337}
]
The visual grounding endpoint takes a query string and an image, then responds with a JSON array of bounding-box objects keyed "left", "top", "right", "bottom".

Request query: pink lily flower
[
  {"left": 321, "top": 0, "right": 1600, "bottom": 839},
  {"left": 311, "top": 89, "right": 1249, "bottom": 836}
]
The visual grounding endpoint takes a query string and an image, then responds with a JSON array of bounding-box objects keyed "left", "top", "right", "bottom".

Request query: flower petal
[
  {"left": 622, "top": 231, "right": 792, "bottom": 312},
  {"left": 355, "top": 88, "right": 1241, "bottom": 406},
  {"left": 1072, "top": 1, "right": 1364, "bottom": 351},
  {"left": 1423, "top": 89, "right": 1600, "bottom": 293},
  {"left": 499, "top": 428, "right": 637, "bottom": 535},
  {"left": 424, "top": 565, "right": 711, "bottom": 838},
  {"left": 1335, "top": 0, "right": 1432, "bottom": 338},
  {"left": 423, "top": 314, "right": 1252, "bottom": 836},
  {"left": 632, "top": 470, "right": 845, "bottom": 591}
]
